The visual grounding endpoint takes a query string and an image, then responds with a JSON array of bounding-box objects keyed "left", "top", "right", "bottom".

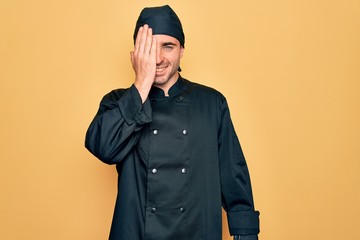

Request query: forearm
[{"left": 85, "top": 85, "right": 152, "bottom": 164}]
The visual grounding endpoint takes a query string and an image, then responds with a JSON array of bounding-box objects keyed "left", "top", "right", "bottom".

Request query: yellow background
[{"left": 1, "top": 0, "right": 359, "bottom": 239}]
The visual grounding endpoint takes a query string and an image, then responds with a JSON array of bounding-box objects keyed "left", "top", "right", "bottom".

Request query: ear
[{"left": 180, "top": 46, "right": 184, "bottom": 58}]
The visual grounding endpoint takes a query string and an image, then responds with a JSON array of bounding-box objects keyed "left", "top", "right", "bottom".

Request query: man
[{"left": 85, "top": 5, "right": 260, "bottom": 240}]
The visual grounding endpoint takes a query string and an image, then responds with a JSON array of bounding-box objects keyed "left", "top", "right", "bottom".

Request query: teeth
[{"left": 156, "top": 66, "right": 167, "bottom": 72}]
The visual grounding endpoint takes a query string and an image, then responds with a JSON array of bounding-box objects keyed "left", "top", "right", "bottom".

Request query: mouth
[{"left": 156, "top": 65, "right": 168, "bottom": 73}]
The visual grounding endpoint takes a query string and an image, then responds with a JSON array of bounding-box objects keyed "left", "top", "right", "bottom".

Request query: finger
[
  {"left": 144, "top": 27, "right": 153, "bottom": 56},
  {"left": 138, "top": 24, "right": 149, "bottom": 55},
  {"left": 149, "top": 36, "right": 157, "bottom": 61},
  {"left": 134, "top": 26, "right": 143, "bottom": 55}
]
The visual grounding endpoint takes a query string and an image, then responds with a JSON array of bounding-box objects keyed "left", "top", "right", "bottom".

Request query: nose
[{"left": 156, "top": 47, "right": 163, "bottom": 64}]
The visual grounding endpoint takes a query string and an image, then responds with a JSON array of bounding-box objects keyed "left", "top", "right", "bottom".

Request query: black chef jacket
[{"left": 85, "top": 76, "right": 260, "bottom": 240}]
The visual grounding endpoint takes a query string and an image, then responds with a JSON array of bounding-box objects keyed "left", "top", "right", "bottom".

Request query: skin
[{"left": 130, "top": 24, "right": 184, "bottom": 102}]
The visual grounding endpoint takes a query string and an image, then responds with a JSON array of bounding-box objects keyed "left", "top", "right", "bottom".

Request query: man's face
[{"left": 153, "top": 34, "right": 184, "bottom": 88}]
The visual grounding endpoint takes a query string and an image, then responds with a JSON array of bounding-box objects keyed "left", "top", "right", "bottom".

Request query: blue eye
[{"left": 163, "top": 45, "right": 174, "bottom": 50}]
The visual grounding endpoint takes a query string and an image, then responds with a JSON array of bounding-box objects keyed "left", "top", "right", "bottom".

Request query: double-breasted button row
[
  {"left": 152, "top": 129, "right": 188, "bottom": 135},
  {"left": 150, "top": 207, "right": 186, "bottom": 213},
  {"left": 150, "top": 168, "right": 186, "bottom": 174}
]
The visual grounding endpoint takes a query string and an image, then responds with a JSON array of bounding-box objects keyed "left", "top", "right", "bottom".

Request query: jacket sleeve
[
  {"left": 85, "top": 84, "right": 152, "bottom": 164},
  {"left": 218, "top": 98, "right": 260, "bottom": 238}
]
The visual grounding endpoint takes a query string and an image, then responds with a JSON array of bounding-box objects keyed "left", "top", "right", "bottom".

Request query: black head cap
[{"left": 133, "top": 5, "right": 185, "bottom": 47}]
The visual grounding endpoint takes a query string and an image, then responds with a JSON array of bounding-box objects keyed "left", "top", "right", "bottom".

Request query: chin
[
  {"left": 154, "top": 69, "right": 178, "bottom": 87},
  {"left": 154, "top": 76, "right": 169, "bottom": 85}
]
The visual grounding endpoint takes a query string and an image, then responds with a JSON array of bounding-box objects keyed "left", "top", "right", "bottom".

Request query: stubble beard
[{"left": 154, "top": 64, "right": 179, "bottom": 87}]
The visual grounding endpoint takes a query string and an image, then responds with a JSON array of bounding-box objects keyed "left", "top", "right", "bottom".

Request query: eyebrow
[{"left": 162, "top": 42, "right": 177, "bottom": 46}]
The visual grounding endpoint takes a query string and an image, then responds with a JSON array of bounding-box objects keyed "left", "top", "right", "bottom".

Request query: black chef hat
[{"left": 133, "top": 5, "right": 185, "bottom": 47}]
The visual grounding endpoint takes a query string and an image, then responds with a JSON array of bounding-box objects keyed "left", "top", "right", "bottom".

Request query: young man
[{"left": 85, "top": 5, "right": 260, "bottom": 240}]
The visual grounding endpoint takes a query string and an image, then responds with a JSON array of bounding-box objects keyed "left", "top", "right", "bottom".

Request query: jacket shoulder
[{"left": 185, "top": 79, "right": 226, "bottom": 103}]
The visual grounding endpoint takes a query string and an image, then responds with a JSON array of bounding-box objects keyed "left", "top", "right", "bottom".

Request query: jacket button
[
  {"left": 182, "top": 129, "right": 187, "bottom": 135},
  {"left": 151, "top": 207, "right": 157, "bottom": 213},
  {"left": 178, "top": 96, "right": 184, "bottom": 101},
  {"left": 181, "top": 168, "right": 186, "bottom": 174},
  {"left": 179, "top": 207, "right": 185, "bottom": 213},
  {"left": 152, "top": 168, "right": 157, "bottom": 174},
  {"left": 153, "top": 129, "right": 158, "bottom": 135}
]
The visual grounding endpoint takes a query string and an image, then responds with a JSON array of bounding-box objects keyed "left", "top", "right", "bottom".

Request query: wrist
[{"left": 134, "top": 81, "right": 152, "bottom": 103}]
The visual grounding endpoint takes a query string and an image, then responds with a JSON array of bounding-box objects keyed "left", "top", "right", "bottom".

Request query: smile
[{"left": 156, "top": 66, "right": 167, "bottom": 72}]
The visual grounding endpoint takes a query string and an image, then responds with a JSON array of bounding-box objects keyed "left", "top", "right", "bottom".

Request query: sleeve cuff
[
  {"left": 227, "top": 210, "right": 260, "bottom": 236},
  {"left": 117, "top": 84, "right": 152, "bottom": 128},
  {"left": 238, "top": 235, "right": 258, "bottom": 240}
]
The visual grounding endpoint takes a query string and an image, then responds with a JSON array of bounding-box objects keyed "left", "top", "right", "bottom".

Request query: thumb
[
  {"left": 130, "top": 51, "right": 135, "bottom": 68},
  {"left": 130, "top": 51, "right": 134, "bottom": 62}
]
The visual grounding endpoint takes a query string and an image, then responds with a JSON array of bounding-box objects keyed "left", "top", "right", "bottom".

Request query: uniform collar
[{"left": 149, "top": 75, "right": 187, "bottom": 98}]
